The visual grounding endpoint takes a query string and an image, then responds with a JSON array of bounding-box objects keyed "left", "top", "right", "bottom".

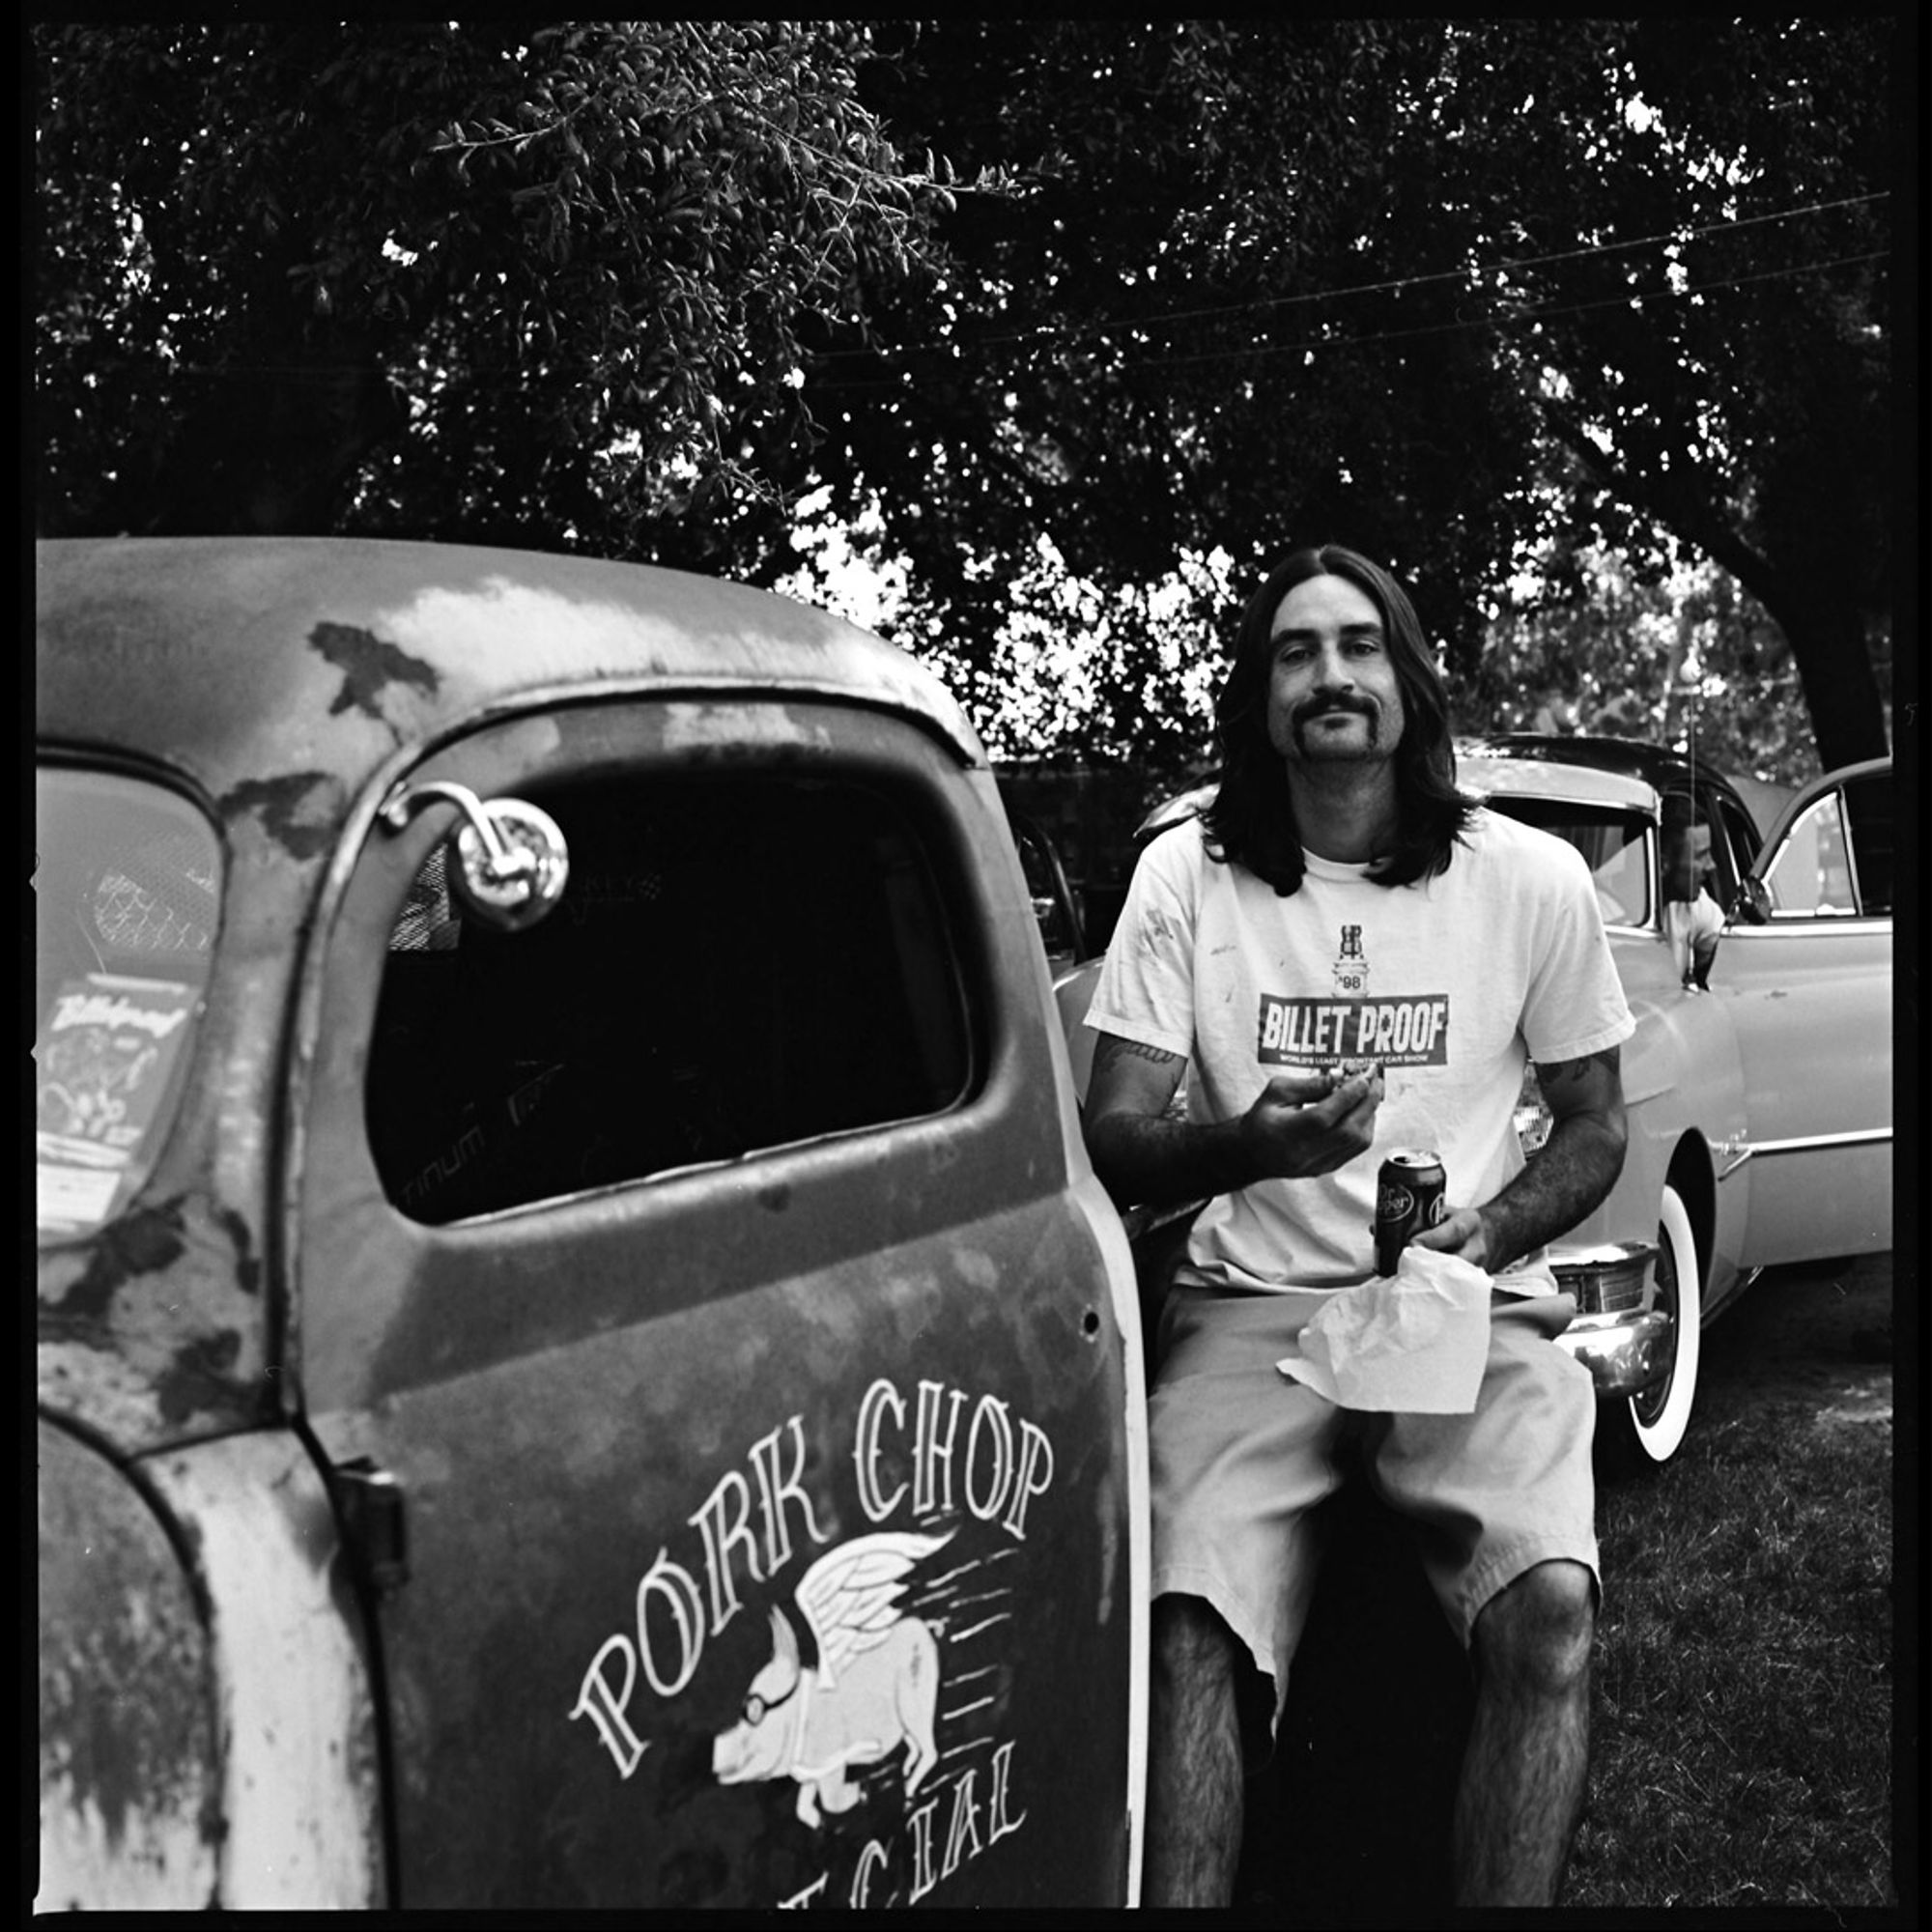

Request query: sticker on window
[{"left": 36, "top": 973, "right": 198, "bottom": 1236}]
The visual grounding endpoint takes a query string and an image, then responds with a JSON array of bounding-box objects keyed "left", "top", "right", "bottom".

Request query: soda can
[{"left": 1375, "top": 1150, "right": 1447, "bottom": 1276}]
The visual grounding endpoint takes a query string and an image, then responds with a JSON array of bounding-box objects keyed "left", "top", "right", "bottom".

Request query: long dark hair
[{"left": 1201, "top": 544, "right": 1477, "bottom": 895}]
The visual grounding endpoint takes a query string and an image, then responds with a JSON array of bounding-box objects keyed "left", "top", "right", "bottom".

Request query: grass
[
  {"left": 1235, "top": 1369, "right": 1897, "bottom": 1917},
  {"left": 1565, "top": 1397, "right": 1895, "bottom": 1908}
]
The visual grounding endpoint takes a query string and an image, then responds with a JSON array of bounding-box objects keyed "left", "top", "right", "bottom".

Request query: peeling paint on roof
[
  {"left": 217, "top": 774, "right": 342, "bottom": 861},
  {"left": 309, "top": 619, "right": 440, "bottom": 723}
]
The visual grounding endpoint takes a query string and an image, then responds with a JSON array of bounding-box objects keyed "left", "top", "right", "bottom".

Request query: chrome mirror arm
[{"left": 378, "top": 780, "right": 570, "bottom": 932}]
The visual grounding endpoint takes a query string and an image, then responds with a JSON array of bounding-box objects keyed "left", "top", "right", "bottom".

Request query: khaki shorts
[{"left": 1149, "top": 1282, "right": 1600, "bottom": 1740}]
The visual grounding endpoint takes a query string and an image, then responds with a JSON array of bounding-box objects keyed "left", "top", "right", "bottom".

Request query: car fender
[
  {"left": 1577, "top": 978, "right": 1750, "bottom": 1313},
  {"left": 39, "top": 1420, "right": 389, "bottom": 1909},
  {"left": 39, "top": 1417, "right": 222, "bottom": 1911}
]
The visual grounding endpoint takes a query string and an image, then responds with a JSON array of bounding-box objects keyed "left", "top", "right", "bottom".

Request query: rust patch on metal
[
  {"left": 213, "top": 1202, "right": 263, "bottom": 1296},
  {"left": 310, "top": 619, "right": 440, "bottom": 722},
  {"left": 218, "top": 772, "right": 341, "bottom": 861},
  {"left": 40, "top": 1194, "right": 275, "bottom": 1444},
  {"left": 43, "top": 1200, "right": 187, "bottom": 1324},
  {"left": 154, "top": 1327, "right": 246, "bottom": 1427},
  {"left": 38, "top": 1422, "right": 219, "bottom": 1891}
]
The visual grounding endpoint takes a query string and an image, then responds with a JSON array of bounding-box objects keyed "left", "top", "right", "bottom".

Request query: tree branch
[{"left": 1538, "top": 398, "right": 1787, "bottom": 612}]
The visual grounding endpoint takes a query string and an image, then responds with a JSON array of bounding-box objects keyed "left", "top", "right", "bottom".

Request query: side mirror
[
  {"left": 1731, "top": 878, "right": 1772, "bottom": 926},
  {"left": 379, "top": 781, "right": 571, "bottom": 932}
]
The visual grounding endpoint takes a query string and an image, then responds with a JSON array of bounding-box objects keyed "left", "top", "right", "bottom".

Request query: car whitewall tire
[{"left": 1612, "top": 1183, "right": 1702, "bottom": 1467}]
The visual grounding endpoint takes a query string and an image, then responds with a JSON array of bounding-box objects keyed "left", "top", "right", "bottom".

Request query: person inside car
[{"left": 1661, "top": 798, "right": 1724, "bottom": 991}]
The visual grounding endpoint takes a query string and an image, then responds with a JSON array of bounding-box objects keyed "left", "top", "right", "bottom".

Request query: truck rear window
[
  {"left": 367, "top": 771, "right": 975, "bottom": 1224},
  {"left": 35, "top": 767, "right": 220, "bottom": 1242}
]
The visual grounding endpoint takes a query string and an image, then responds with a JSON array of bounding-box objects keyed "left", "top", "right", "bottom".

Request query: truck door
[
  {"left": 1710, "top": 765, "right": 1892, "bottom": 1264},
  {"left": 292, "top": 694, "right": 1143, "bottom": 1909}
]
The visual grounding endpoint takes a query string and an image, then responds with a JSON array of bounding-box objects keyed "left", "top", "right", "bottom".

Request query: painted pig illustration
[{"left": 710, "top": 1529, "right": 952, "bottom": 1828}]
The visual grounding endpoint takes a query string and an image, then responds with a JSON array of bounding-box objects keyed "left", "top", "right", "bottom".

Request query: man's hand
[
  {"left": 1687, "top": 932, "right": 1719, "bottom": 991},
  {"left": 1083, "top": 1036, "right": 1383, "bottom": 1209},
  {"left": 1409, "top": 1204, "right": 1497, "bottom": 1269},
  {"left": 1411, "top": 1047, "right": 1627, "bottom": 1275},
  {"left": 1240, "top": 1065, "right": 1384, "bottom": 1179}
]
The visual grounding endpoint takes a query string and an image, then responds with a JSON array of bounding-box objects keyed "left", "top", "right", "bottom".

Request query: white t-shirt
[
  {"left": 1086, "top": 807, "right": 1634, "bottom": 1294},
  {"left": 1662, "top": 890, "right": 1725, "bottom": 981}
]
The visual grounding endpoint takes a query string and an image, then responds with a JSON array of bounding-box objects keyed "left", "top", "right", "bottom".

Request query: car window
[
  {"left": 1478, "top": 799, "right": 1652, "bottom": 926},
  {"left": 1711, "top": 794, "right": 1759, "bottom": 906},
  {"left": 35, "top": 766, "right": 220, "bottom": 1241},
  {"left": 1008, "top": 810, "right": 1083, "bottom": 967},
  {"left": 1762, "top": 789, "right": 1858, "bottom": 917},
  {"left": 1841, "top": 772, "right": 1892, "bottom": 917},
  {"left": 366, "top": 770, "right": 974, "bottom": 1224}
]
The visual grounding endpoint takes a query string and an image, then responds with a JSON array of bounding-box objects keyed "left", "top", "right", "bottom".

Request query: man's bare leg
[
  {"left": 1452, "top": 1558, "right": 1596, "bottom": 1906},
  {"left": 1144, "top": 1593, "right": 1246, "bottom": 1907}
]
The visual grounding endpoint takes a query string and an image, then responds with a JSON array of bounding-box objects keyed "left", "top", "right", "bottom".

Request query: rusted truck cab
[{"left": 37, "top": 539, "right": 1149, "bottom": 1909}]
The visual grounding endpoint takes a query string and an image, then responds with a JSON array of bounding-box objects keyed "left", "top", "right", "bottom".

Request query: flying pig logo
[
  {"left": 570, "top": 1383, "right": 1053, "bottom": 1903},
  {"left": 710, "top": 1529, "right": 952, "bottom": 1829}
]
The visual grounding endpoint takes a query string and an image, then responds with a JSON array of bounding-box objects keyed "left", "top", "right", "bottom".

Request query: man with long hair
[{"left": 1084, "top": 544, "right": 1632, "bottom": 1906}]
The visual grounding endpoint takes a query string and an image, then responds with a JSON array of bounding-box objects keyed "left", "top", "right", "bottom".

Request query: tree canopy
[
  {"left": 36, "top": 18, "right": 1905, "bottom": 774},
  {"left": 35, "top": 21, "right": 966, "bottom": 563},
  {"left": 1471, "top": 547, "right": 1824, "bottom": 786},
  {"left": 823, "top": 18, "right": 1900, "bottom": 774}
]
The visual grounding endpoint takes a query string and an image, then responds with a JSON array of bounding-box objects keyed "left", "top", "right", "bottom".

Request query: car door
[
  {"left": 1695, "top": 777, "right": 1762, "bottom": 915},
  {"left": 291, "top": 692, "right": 1143, "bottom": 1909},
  {"left": 1707, "top": 762, "right": 1892, "bottom": 1264},
  {"left": 1004, "top": 807, "right": 1088, "bottom": 978}
]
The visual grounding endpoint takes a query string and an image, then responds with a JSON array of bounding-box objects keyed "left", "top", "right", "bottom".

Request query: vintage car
[
  {"left": 36, "top": 537, "right": 1150, "bottom": 1910},
  {"left": 1003, "top": 801, "right": 1090, "bottom": 979},
  {"left": 1056, "top": 735, "right": 1894, "bottom": 1471}
]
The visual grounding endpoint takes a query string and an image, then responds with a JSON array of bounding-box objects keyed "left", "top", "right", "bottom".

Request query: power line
[
  {"left": 812, "top": 188, "right": 1890, "bottom": 357},
  {"left": 809, "top": 246, "right": 1889, "bottom": 390},
  {"left": 82, "top": 235, "right": 1888, "bottom": 389},
  {"left": 1120, "top": 249, "right": 1892, "bottom": 375}
]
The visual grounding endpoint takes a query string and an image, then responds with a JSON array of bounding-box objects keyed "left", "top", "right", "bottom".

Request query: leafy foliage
[
  {"left": 1457, "top": 549, "right": 1826, "bottom": 787},
  {"left": 35, "top": 20, "right": 1900, "bottom": 771},
  {"left": 35, "top": 21, "right": 964, "bottom": 567},
  {"left": 1440, "top": 18, "right": 1897, "bottom": 771},
  {"left": 817, "top": 20, "right": 1540, "bottom": 766},
  {"left": 821, "top": 18, "right": 1896, "bottom": 771}
]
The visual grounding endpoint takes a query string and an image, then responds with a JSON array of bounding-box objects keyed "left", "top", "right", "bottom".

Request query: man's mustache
[{"left": 1293, "top": 693, "right": 1378, "bottom": 726}]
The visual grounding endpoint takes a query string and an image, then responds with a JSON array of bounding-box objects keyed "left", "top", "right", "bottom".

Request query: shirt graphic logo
[
  {"left": 1331, "top": 923, "right": 1369, "bottom": 998},
  {"left": 1257, "top": 991, "right": 1450, "bottom": 1067}
]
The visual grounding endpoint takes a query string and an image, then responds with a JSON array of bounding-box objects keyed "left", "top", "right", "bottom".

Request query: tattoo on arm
[
  {"left": 1087, "top": 1034, "right": 1187, "bottom": 1131},
  {"left": 1084, "top": 1034, "right": 1241, "bottom": 1208},
  {"left": 1483, "top": 1045, "right": 1626, "bottom": 1267},
  {"left": 1537, "top": 1047, "right": 1620, "bottom": 1091},
  {"left": 1105, "top": 1037, "right": 1183, "bottom": 1066}
]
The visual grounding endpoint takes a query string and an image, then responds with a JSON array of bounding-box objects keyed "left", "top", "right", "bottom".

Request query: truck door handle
[{"left": 331, "top": 1460, "right": 410, "bottom": 1596}]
